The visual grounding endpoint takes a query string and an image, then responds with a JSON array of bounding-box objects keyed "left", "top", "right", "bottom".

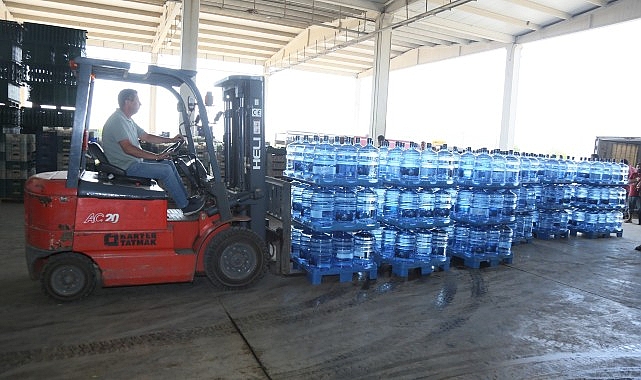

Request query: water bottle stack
[
  {"left": 285, "top": 132, "right": 627, "bottom": 281},
  {"left": 567, "top": 158, "right": 626, "bottom": 238},
  {"left": 285, "top": 134, "right": 380, "bottom": 285},
  {"left": 531, "top": 156, "right": 626, "bottom": 239},
  {"left": 374, "top": 141, "right": 455, "bottom": 277},
  {"left": 450, "top": 148, "right": 518, "bottom": 268},
  {"left": 531, "top": 155, "right": 574, "bottom": 239}
]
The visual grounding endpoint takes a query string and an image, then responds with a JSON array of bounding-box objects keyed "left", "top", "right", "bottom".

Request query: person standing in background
[{"left": 626, "top": 162, "right": 641, "bottom": 223}]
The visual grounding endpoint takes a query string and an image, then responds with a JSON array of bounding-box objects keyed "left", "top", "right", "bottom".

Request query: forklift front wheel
[
  {"left": 41, "top": 253, "right": 97, "bottom": 302},
  {"left": 204, "top": 228, "right": 268, "bottom": 290}
]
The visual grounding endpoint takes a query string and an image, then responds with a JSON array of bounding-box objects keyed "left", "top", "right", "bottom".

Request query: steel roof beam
[
  {"left": 151, "top": 0, "right": 181, "bottom": 54},
  {"left": 0, "top": 0, "right": 15, "bottom": 21},
  {"left": 517, "top": 0, "right": 641, "bottom": 44},
  {"left": 502, "top": 0, "right": 570, "bottom": 20}
]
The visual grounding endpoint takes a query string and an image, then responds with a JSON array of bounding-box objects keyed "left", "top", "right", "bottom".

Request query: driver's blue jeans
[{"left": 126, "top": 160, "right": 189, "bottom": 208}]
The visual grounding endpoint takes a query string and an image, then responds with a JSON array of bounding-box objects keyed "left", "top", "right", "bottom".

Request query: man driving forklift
[{"left": 101, "top": 88, "right": 205, "bottom": 215}]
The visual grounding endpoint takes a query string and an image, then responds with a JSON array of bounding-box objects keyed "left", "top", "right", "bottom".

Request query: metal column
[
  {"left": 499, "top": 44, "right": 522, "bottom": 150},
  {"left": 369, "top": 14, "right": 393, "bottom": 142}
]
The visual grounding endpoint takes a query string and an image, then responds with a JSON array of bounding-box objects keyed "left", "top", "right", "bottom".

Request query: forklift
[{"left": 24, "top": 57, "right": 273, "bottom": 301}]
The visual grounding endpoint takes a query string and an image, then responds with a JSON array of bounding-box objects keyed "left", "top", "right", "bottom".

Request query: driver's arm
[
  {"left": 140, "top": 132, "right": 183, "bottom": 144},
  {"left": 118, "top": 139, "right": 169, "bottom": 160}
]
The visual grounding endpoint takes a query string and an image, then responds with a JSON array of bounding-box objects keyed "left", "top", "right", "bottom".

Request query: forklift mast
[{"left": 215, "top": 76, "right": 266, "bottom": 240}]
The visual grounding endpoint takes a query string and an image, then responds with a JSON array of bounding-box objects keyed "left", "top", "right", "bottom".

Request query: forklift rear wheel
[
  {"left": 41, "top": 253, "right": 97, "bottom": 302},
  {"left": 204, "top": 228, "right": 268, "bottom": 289}
]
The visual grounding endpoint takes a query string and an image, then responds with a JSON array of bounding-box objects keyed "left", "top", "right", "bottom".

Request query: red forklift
[{"left": 24, "top": 57, "right": 273, "bottom": 301}]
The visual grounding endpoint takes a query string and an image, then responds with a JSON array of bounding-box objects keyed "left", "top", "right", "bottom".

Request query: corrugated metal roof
[{"left": 1, "top": 0, "right": 637, "bottom": 76}]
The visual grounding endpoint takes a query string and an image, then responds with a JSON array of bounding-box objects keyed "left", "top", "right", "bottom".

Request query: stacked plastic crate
[
  {"left": 23, "top": 22, "right": 86, "bottom": 107},
  {"left": 21, "top": 107, "right": 74, "bottom": 173},
  {"left": 0, "top": 20, "right": 24, "bottom": 109},
  {"left": 0, "top": 20, "right": 30, "bottom": 199},
  {"left": 21, "top": 23, "right": 86, "bottom": 175}
]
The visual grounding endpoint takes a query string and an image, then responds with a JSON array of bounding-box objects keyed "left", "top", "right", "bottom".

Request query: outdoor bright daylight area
[{"left": 84, "top": 17, "right": 641, "bottom": 160}]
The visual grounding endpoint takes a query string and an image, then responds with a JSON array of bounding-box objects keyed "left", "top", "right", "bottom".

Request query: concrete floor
[{"left": 2, "top": 201, "right": 641, "bottom": 379}]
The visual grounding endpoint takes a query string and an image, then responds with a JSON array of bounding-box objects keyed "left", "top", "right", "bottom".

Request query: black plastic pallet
[{"left": 292, "top": 258, "right": 378, "bottom": 285}]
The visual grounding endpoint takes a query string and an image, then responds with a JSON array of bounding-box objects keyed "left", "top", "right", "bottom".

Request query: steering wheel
[{"left": 159, "top": 139, "right": 185, "bottom": 157}]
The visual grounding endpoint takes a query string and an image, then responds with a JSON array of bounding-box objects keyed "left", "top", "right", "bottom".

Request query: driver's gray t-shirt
[{"left": 101, "top": 109, "right": 146, "bottom": 170}]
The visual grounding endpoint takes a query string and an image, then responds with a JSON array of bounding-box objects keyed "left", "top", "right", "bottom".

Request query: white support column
[
  {"left": 369, "top": 14, "right": 393, "bottom": 142},
  {"left": 179, "top": 0, "right": 199, "bottom": 135},
  {"left": 499, "top": 43, "right": 522, "bottom": 150},
  {"left": 149, "top": 53, "right": 159, "bottom": 134},
  {"left": 180, "top": 0, "right": 199, "bottom": 71}
]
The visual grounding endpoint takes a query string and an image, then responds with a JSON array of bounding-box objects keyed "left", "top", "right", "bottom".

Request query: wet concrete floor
[{"left": 1, "top": 201, "right": 641, "bottom": 379}]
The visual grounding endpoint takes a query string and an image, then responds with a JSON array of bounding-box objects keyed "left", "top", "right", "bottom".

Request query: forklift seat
[{"left": 87, "top": 141, "right": 152, "bottom": 186}]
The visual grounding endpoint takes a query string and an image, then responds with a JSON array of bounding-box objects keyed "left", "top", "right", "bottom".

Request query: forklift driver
[{"left": 101, "top": 88, "right": 205, "bottom": 216}]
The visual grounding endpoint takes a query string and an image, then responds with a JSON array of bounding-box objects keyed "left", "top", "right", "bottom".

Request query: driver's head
[{"left": 118, "top": 89, "right": 141, "bottom": 117}]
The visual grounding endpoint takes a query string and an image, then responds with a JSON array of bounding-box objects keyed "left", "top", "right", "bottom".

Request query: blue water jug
[
  {"left": 285, "top": 135, "right": 301, "bottom": 178},
  {"left": 420, "top": 142, "right": 438, "bottom": 185},
  {"left": 335, "top": 136, "right": 358, "bottom": 185},
  {"left": 490, "top": 149, "right": 506, "bottom": 187},
  {"left": 431, "top": 228, "right": 448, "bottom": 262},
  {"left": 457, "top": 147, "right": 475, "bottom": 186},
  {"left": 472, "top": 148, "right": 492, "bottom": 186},
  {"left": 436, "top": 143, "right": 455, "bottom": 185},
  {"left": 400, "top": 142, "right": 421, "bottom": 186},
  {"left": 383, "top": 186, "right": 400, "bottom": 220},
  {"left": 469, "top": 189, "right": 490, "bottom": 224},
  {"left": 332, "top": 231, "right": 353, "bottom": 267},
  {"left": 417, "top": 189, "right": 436, "bottom": 225},
  {"left": 301, "top": 135, "right": 319, "bottom": 180},
  {"left": 312, "top": 135, "right": 336, "bottom": 184},
  {"left": 355, "top": 187, "right": 378, "bottom": 226},
  {"left": 398, "top": 188, "right": 418, "bottom": 226},
  {"left": 356, "top": 138, "right": 379, "bottom": 185},
  {"left": 505, "top": 150, "right": 520, "bottom": 187},
  {"left": 309, "top": 232, "right": 332, "bottom": 269},
  {"left": 386, "top": 141, "right": 403, "bottom": 184},
  {"left": 310, "top": 187, "right": 334, "bottom": 229},
  {"left": 333, "top": 187, "right": 356, "bottom": 225},
  {"left": 415, "top": 229, "right": 432, "bottom": 260},
  {"left": 395, "top": 230, "right": 416, "bottom": 260},
  {"left": 353, "top": 231, "right": 376, "bottom": 267},
  {"left": 377, "top": 140, "right": 391, "bottom": 182},
  {"left": 381, "top": 225, "right": 399, "bottom": 259}
]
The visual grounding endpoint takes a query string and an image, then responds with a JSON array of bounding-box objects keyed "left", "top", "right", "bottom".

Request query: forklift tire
[
  {"left": 204, "top": 227, "right": 268, "bottom": 290},
  {"left": 41, "top": 253, "right": 97, "bottom": 302}
]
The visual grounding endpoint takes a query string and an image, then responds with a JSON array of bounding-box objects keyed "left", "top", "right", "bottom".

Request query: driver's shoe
[{"left": 182, "top": 197, "right": 205, "bottom": 216}]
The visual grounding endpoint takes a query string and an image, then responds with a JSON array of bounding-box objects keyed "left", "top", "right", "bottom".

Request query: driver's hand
[
  {"left": 156, "top": 152, "right": 171, "bottom": 160},
  {"left": 171, "top": 134, "right": 184, "bottom": 143}
]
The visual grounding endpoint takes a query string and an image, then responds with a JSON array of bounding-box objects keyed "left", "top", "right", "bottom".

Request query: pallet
[
  {"left": 292, "top": 258, "right": 378, "bottom": 285},
  {"left": 384, "top": 257, "right": 434, "bottom": 278},
  {"left": 511, "top": 238, "right": 532, "bottom": 245},
  {"left": 433, "top": 257, "right": 451, "bottom": 272},
  {"left": 569, "top": 229, "right": 623, "bottom": 239},
  {"left": 532, "top": 230, "right": 569, "bottom": 240},
  {"left": 450, "top": 254, "right": 511, "bottom": 269},
  {"left": 377, "top": 256, "right": 450, "bottom": 278}
]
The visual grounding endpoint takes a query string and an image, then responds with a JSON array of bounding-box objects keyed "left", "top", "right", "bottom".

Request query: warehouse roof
[{"left": 2, "top": 0, "right": 640, "bottom": 77}]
